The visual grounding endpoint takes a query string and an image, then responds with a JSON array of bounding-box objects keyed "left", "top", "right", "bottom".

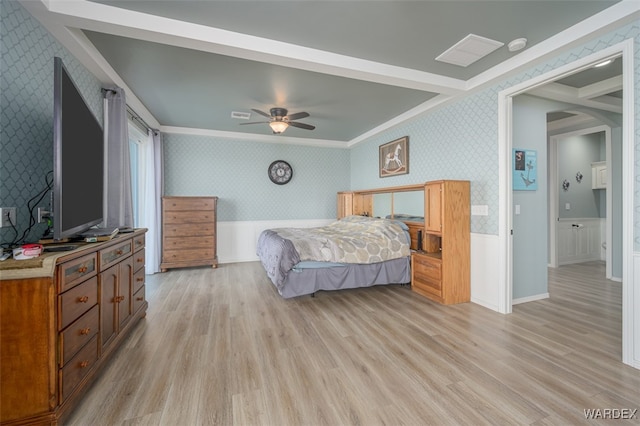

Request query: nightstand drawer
[
  {"left": 412, "top": 254, "right": 442, "bottom": 280},
  {"left": 413, "top": 275, "right": 442, "bottom": 297}
]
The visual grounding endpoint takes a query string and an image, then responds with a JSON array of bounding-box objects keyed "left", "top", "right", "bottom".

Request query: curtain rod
[
  {"left": 126, "top": 105, "right": 152, "bottom": 133},
  {"left": 102, "top": 88, "right": 155, "bottom": 134}
]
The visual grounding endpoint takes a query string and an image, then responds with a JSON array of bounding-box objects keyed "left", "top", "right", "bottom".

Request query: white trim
[
  {"left": 19, "top": 0, "right": 639, "bottom": 145},
  {"left": 498, "top": 38, "right": 635, "bottom": 368},
  {"left": 512, "top": 293, "right": 549, "bottom": 305},
  {"left": 620, "top": 39, "right": 635, "bottom": 368},
  {"left": 161, "top": 126, "right": 348, "bottom": 149}
]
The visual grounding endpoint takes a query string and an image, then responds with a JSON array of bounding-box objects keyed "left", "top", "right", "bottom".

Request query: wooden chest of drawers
[
  {"left": 0, "top": 229, "right": 148, "bottom": 425},
  {"left": 160, "top": 196, "right": 218, "bottom": 272}
]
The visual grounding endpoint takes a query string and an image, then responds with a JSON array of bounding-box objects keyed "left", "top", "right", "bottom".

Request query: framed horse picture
[{"left": 379, "top": 136, "right": 409, "bottom": 178}]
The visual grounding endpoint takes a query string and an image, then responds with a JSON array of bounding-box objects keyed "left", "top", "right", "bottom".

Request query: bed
[{"left": 256, "top": 215, "right": 412, "bottom": 298}]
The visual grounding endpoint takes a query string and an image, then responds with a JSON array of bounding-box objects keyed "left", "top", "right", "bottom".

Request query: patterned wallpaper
[
  {"left": 1, "top": 1, "right": 103, "bottom": 245},
  {"left": 2, "top": 1, "right": 639, "bottom": 250},
  {"left": 163, "top": 133, "right": 350, "bottom": 221},
  {"left": 351, "top": 21, "right": 639, "bottom": 246}
]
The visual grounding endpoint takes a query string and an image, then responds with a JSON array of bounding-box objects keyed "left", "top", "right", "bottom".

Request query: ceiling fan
[{"left": 240, "top": 107, "right": 315, "bottom": 134}]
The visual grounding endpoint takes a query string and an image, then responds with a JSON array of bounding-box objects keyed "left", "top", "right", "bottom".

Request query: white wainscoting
[
  {"left": 470, "top": 233, "right": 502, "bottom": 312},
  {"left": 632, "top": 253, "right": 640, "bottom": 369},
  {"left": 217, "top": 219, "right": 334, "bottom": 264},
  {"left": 218, "top": 222, "right": 504, "bottom": 313},
  {"left": 557, "top": 218, "right": 604, "bottom": 265}
]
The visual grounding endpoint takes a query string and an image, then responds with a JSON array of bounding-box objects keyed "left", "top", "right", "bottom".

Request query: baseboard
[{"left": 512, "top": 293, "right": 550, "bottom": 305}]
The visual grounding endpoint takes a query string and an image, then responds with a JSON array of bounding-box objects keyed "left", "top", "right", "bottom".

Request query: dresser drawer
[
  {"left": 133, "top": 248, "right": 145, "bottom": 273},
  {"left": 133, "top": 234, "right": 145, "bottom": 252},
  {"left": 164, "top": 223, "right": 216, "bottom": 237},
  {"left": 133, "top": 267, "right": 145, "bottom": 294},
  {"left": 163, "top": 236, "right": 215, "bottom": 250},
  {"left": 60, "top": 335, "right": 98, "bottom": 402},
  {"left": 163, "top": 248, "right": 216, "bottom": 263},
  {"left": 99, "top": 240, "right": 132, "bottom": 271},
  {"left": 58, "top": 253, "right": 97, "bottom": 293},
  {"left": 59, "top": 305, "right": 99, "bottom": 366},
  {"left": 59, "top": 276, "right": 98, "bottom": 330},
  {"left": 164, "top": 197, "right": 216, "bottom": 211},
  {"left": 133, "top": 285, "right": 145, "bottom": 314},
  {"left": 164, "top": 210, "right": 215, "bottom": 224}
]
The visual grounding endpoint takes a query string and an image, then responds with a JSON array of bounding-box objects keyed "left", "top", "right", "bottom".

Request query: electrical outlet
[
  {"left": 37, "top": 207, "right": 50, "bottom": 224},
  {"left": 0, "top": 207, "right": 17, "bottom": 228}
]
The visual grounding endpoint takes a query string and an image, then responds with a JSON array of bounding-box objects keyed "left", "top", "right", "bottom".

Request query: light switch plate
[{"left": 471, "top": 205, "right": 489, "bottom": 216}]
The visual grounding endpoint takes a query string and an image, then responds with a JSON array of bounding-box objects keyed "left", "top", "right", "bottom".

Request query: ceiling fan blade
[
  {"left": 251, "top": 108, "right": 272, "bottom": 118},
  {"left": 239, "top": 121, "right": 270, "bottom": 125},
  {"left": 288, "top": 121, "right": 315, "bottom": 130},
  {"left": 286, "top": 111, "right": 309, "bottom": 121}
]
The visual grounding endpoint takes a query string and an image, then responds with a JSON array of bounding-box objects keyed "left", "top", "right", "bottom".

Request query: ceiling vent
[
  {"left": 231, "top": 111, "right": 251, "bottom": 120},
  {"left": 436, "top": 34, "right": 504, "bottom": 67}
]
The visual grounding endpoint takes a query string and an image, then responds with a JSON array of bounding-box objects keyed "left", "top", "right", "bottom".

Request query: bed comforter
[{"left": 256, "top": 215, "right": 410, "bottom": 290}]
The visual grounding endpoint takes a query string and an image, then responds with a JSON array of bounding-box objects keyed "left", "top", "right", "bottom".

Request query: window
[{"left": 128, "top": 120, "right": 147, "bottom": 227}]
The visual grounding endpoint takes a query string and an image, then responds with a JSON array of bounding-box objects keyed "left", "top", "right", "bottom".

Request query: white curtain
[
  {"left": 143, "top": 129, "right": 163, "bottom": 274},
  {"left": 103, "top": 87, "right": 134, "bottom": 229}
]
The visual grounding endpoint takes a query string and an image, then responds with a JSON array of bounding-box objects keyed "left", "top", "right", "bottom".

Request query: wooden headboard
[{"left": 337, "top": 183, "right": 426, "bottom": 251}]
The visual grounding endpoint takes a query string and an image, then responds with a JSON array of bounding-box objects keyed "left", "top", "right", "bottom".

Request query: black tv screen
[{"left": 53, "top": 57, "right": 104, "bottom": 240}]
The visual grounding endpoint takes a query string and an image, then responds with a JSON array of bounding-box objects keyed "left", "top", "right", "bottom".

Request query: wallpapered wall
[
  {"left": 2, "top": 1, "right": 639, "bottom": 251},
  {"left": 350, "top": 20, "right": 640, "bottom": 250},
  {"left": 557, "top": 132, "right": 605, "bottom": 219},
  {"left": 0, "top": 1, "right": 104, "bottom": 245},
  {"left": 163, "top": 134, "right": 350, "bottom": 221}
]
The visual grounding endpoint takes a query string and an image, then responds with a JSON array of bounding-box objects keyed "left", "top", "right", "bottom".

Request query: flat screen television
[{"left": 52, "top": 56, "right": 104, "bottom": 240}]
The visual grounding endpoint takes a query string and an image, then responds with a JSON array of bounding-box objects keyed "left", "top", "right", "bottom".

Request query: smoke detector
[{"left": 507, "top": 38, "right": 527, "bottom": 52}]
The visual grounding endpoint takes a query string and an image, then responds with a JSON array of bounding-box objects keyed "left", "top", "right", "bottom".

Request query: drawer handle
[
  {"left": 79, "top": 360, "right": 89, "bottom": 368},
  {"left": 78, "top": 296, "right": 89, "bottom": 303},
  {"left": 136, "top": 277, "right": 144, "bottom": 282},
  {"left": 78, "top": 266, "right": 88, "bottom": 274},
  {"left": 137, "top": 257, "right": 144, "bottom": 262},
  {"left": 80, "top": 327, "right": 91, "bottom": 335},
  {"left": 114, "top": 295, "right": 125, "bottom": 303},
  {"left": 136, "top": 296, "right": 144, "bottom": 301},
  {"left": 116, "top": 250, "right": 123, "bottom": 256}
]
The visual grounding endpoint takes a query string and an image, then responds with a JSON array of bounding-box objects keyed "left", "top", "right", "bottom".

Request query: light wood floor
[{"left": 66, "top": 260, "right": 640, "bottom": 425}]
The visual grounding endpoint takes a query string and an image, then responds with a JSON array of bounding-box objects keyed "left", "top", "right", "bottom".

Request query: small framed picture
[
  {"left": 513, "top": 149, "right": 538, "bottom": 190},
  {"left": 379, "top": 136, "right": 409, "bottom": 178}
]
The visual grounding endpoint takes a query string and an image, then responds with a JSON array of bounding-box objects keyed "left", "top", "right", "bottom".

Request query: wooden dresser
[
  {"left": 0, "top": 229, "right": 147, "bottom": 425},
  {"left": 160, "top": 196, "right": 218, "bottom": 272},
  {"left": 411, "top": 180, "right": 470, "bottom": 304}
]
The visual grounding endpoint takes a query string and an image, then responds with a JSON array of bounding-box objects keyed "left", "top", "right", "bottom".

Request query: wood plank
[{"left": 65, "top": 260, "right": 640, "bottom": 425}]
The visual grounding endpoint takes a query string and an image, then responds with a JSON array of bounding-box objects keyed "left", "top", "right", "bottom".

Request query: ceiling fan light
[{"left": 269, "top": 121, "right": 289, "bottom": 134}]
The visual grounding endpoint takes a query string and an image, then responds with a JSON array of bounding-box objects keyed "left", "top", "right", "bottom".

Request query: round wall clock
[{"left": 268, "top": 160, "right": 293, "bottom": 185}]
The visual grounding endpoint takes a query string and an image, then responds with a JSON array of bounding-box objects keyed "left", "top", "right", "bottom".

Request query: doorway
[{"left": 498, "top": 39, "right": 635, "bottom": 367}]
